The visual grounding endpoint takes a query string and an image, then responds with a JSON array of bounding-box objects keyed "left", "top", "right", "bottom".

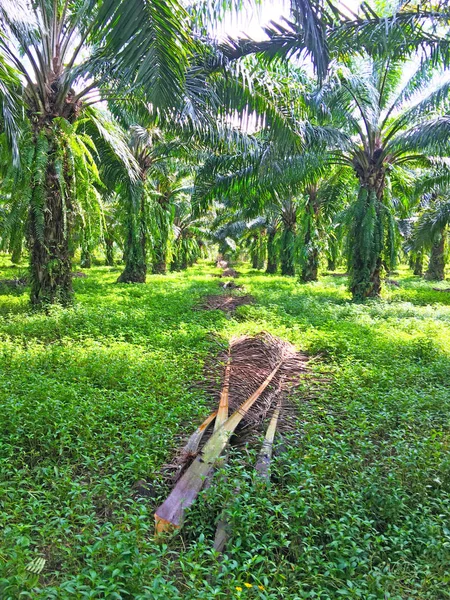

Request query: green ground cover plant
[{"left": 0, "top": 257, "right": 449, "bottom": 599}]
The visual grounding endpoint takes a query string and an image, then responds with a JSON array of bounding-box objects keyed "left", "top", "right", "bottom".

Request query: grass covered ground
[{"left": 0, "top": 257, "right": 449, "bottom": 599}]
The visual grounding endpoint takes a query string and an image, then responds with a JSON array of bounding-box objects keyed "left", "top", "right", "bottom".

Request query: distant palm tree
[
  {"left": 410, "top": 189, "right": 450, "bottom": 281},
  {"left": 314, "top": 57, "right": 450, "bottom": 298}
]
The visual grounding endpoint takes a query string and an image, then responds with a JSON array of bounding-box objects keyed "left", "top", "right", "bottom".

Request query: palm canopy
[
  {"left": 0, "top": 0, "right": 195, "bottom": 155},
  {"left": 221, "top": 1, "right": 450, "bottom": 81},
  {"left": 0, "top": 0, "right": 271, "bottom": 303}
]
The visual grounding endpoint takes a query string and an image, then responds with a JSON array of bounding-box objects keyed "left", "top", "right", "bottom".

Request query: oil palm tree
[
  {"left": 297, "top": 169, "right": 352, "bottom": 282},
  {"left": 222, "top": 1, "right": 450, "bottom": 82},
  {"left": 313, "top": 56, "right": 450, "bottom": 298},
  {"left": 114, "top": 125, "right": 167, "bottom": 283},
  {"left": 0, "top": 0, "right": 200, "bottom": 303},
  {"left": 409, "top": 188, "right": 450, "bottom": 280},
  {"left": 170, "top": 196, "right": 208, "bottom": 271}
]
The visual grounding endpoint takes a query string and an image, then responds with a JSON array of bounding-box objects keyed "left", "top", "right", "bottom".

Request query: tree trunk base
[
  {"left": 152, "top": 261, "right": 167, "bottom": 275},
  {"left": 117, "top": 266, "right": 146, "bottom": 283},
  {"left": 80, "top": 254, "right": 92, "bottom": 269},
  {"left": 413, "top": 258, "right": 423, "bottom": 277},
  {"left": 300, "top": 252, "right": 319, "bottom": 282},
  {"left": 30, "top": 258, "right": 74, "bottom": 306},
  {"left": 105, "top": 238, "right": 115, "bottom": 266},
  {"left": 351, "top": 260, "right": 382, "bottom": 300},
  {"left": 425, "top": 238, "right": 445, "bottom": 281},
  {"left": 29, "top": 150, "right": 73, "bottom": 307}
]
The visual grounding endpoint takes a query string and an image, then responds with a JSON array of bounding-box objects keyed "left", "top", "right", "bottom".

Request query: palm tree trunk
[
  {"left": 349, "top": 183, "right": 384, "bottom": 300},
  {"left": 251, "top": 249, "right": 259, "bottom": 269},
  {"left": 301, "top": 248, "right": 319, "bottom": 282},
  {"left": 257, "top": 231, "right": 266, "bottom": 269},
  {"left": 152, "top": 240, "right": 168, "bottom": 274},
  {"left": 105, "top": 235, "right": 115, "bottom": 266},
  {"left": 280, "top": 205, "right": 297, "bottom": 277},
  {"left": 327, "top": 258, "right": 336, "bottom": 271},
  {"left": 80, "top": 249, "right": 92, "bottom": 269},
  {"left": 29, "top": 154, "right": 73, "bottom": 305},
  {"left": 266, "top": 229, "right": 278, "bottom": 274},
  {"left": 10, "top": 239, "right": 23, "bottom": 265},
  {"left": 425, "top": 235, "right": 446, "bottom": 281},
  {"left": 300, "top": 195, "right": 320, "bottom": 283},
  {"left": 280, "top": 229, "right": 296, "bottom": 276},
  {"left": 151, "top": 197, "right": 171, "bottom": 275},
  {"left": 413, "top": 254, "right": 423, "bottom": 276},
  {"left": 181, "top": 254, "right": 189, "bottom": 270},
  {"left": 117, "top": 188, "right": 147, "bottom": 283},
  {"left": 250, "top": 232, "right": 265, "bottom": 269}
]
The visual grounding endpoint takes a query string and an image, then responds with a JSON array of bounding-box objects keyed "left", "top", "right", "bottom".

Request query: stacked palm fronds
[
  {"left": 198, "top": 294, "right": 253, "bottom": 313},
  {"left": 155, "top": 333, "right": 307, "bottom": 534}
]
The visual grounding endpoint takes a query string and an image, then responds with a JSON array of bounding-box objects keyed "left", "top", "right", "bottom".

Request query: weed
[{"left": 0, "top": 258, "right": 449, "bottom": 598}]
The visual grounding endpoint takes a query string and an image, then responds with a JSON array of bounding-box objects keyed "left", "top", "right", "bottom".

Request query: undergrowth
[{"left": 0, "top": 258, "right": 449, "bottom": 598}]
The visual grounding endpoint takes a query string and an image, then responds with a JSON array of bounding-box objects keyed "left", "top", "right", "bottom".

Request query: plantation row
[
  {"left": 0, "top": 1, "right": 449, "bottom": 305},
  {"left": 1, "top": 262, "right": 449, "bottom": 598}
]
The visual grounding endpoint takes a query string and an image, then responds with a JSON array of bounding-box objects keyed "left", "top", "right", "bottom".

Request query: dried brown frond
[
  {"left": 222, "top": 268, "right": 239, "bottom": 278},
  {"left": 162, "top": 334, "right": 308, "bottom": 485},
  {"left": 197, "top": 294, "right": 254, "bottom": 313}
]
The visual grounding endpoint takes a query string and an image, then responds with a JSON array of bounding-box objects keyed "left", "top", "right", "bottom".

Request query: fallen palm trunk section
[{"left": 155, "top": 333, "right": 307, "bottom": 535}]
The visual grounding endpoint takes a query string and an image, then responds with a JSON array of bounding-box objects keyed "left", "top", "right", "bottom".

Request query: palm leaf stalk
[
  {"left": 182, "top": 410, "right": 218, "bottom": 456},
  {"left": 255, "top": 396, "right": 283, "bottom": 480},
  {"left": 213, "top": 394, "right": 283, "bottom": 554},
  {"left": 155, "top": 360, "right": 282, "bottom": 533}
]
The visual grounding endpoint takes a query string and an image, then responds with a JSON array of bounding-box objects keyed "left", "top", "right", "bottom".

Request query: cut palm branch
[
  {"left": 156, "top": 334, "right": 307, "bottom": 535},
  {"left": 198, "top": 294, "right": 254, "bottom": 313},
  {"left": 183, "top": 410, "right": 218, "bottom": 455},
  {"left": 255, "top": 397, "right": 283, "bottom": 480},
  {"left": 203, "top": 349, "right": 232, "bottom": 489},
  {"left": 213, "top": 517, "right": 231, "bottom": 553},
  {"left": 154, "top": 361, "right": 283, "bottom": 533},
  {"left": 214, "top": 350, "right": 231, "bottom": 432},
  {"left": 163, "top": 410, "right": 217, "bottom": 482},
  {"left": 214, "top": 396, "right": 283, "bottom": 553}
]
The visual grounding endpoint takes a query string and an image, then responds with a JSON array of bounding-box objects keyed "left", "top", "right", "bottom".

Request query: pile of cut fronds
[
  {"left": 155, "top": 333, "right": 307, "bottom": 535},
  {"left": 198, "top": 293, "right": 254, "bottom": 313}
]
